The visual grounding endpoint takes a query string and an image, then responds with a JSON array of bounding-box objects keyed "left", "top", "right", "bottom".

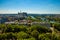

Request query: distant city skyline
[{"left": 0, "top": 0, "right": 60, "bottom": 14}]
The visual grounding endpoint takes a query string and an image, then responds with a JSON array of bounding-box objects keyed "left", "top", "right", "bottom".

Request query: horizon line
[{"left": 0, "top": 13, "right": 60, "bottom": 14}]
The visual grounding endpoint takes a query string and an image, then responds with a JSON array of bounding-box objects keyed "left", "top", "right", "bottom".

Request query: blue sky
[{"left": 0, "top": 0, "right": 60, "bottom": 14}]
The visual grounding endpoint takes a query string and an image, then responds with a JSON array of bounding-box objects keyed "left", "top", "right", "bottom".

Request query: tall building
[{"left": 18, "top": 12, "right": 27, "bottom": 19}]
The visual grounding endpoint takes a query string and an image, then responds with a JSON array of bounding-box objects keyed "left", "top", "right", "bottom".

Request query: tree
[
  {"left": 17, "top": 31, "right": 29, "bottom": 39},
  {"left": 30, "top": 24, "right": 52, "bottom": 33},
  {"left": 31, "top": 30, "right": 39, "bottom": 39},
  {"left": 54, "top": 23, "right": 60, "bottom": 31},
  {"left": 7, "top": 32, "right": 17, "bottom": 39},
  {"left": 38, "top": 33, "right": 51, "bottom": 40}
]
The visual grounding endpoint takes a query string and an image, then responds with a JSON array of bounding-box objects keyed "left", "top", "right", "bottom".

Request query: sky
[{"left": 0, "top": 0, "right": 60, "bottom": 14}]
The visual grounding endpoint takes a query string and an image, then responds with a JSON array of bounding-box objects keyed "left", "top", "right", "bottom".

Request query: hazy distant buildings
[{"left": 0, "top": 12, "right": 28, "bottom": 23}]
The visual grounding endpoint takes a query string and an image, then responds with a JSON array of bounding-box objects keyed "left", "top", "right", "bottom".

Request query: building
[
  {"left": 0, "top": 12, "right": 28, "bottom": 23},
  {"left": 18, "top": 12, "right": 27, "bottom": 19}
]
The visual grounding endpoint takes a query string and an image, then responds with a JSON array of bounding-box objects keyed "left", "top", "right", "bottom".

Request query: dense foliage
[
  {"left": 54, "top": 23, "right": 60, "bottom": 31},
  {"left": 0, "top": 24, "right": 60, "bottom": 40}
]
